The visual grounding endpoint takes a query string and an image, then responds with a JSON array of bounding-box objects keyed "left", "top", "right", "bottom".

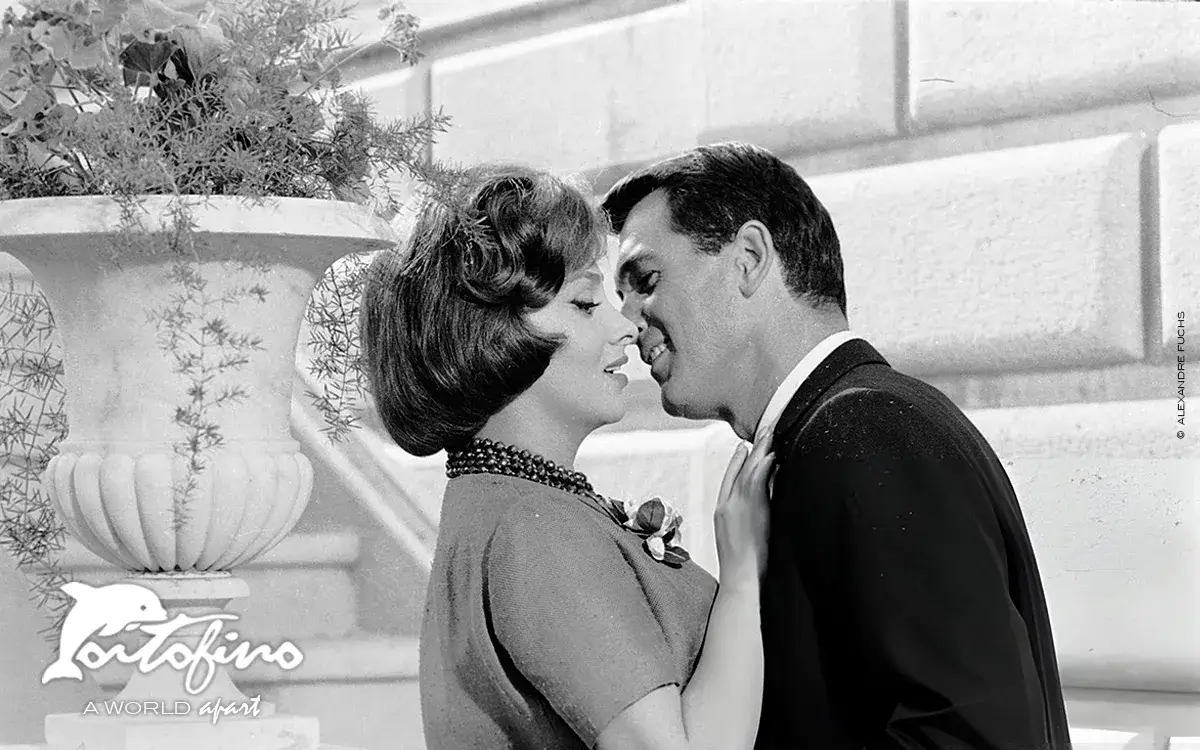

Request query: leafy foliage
[
  {"left": 0, "top": 272, "right": 69, "bottom": 642},
  {"left": 0, "top": 0, "right": 446, "bottom": 204},
  {"left": 0, "top": 0, "right": 476, "bottom": 642},
  {"left": 306, "top": 250, "right": 373, "bottom": 443}
]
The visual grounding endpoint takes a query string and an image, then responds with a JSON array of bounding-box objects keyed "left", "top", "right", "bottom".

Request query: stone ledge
[
  {"left": 969, "top": 399, "right": 1194, "bottom": 460},
  {"left": 1066, "top": 688, "right": 1200, "bottom": 743},
  {"left": 54, "top": 531, "right": 361, "bottom": 572},
  {"left": 44, "top": 712, "right": 319, "bottom": 750}
]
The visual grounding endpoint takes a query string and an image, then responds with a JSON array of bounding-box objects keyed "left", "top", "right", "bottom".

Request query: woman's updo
[{"left": 359, "top": 165, "right": 609, "bottom": 456}]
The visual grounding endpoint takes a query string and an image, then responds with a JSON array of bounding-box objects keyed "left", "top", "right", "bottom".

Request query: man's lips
[{"left": 643, "top": 342, "right": 668, "bottom": 366}]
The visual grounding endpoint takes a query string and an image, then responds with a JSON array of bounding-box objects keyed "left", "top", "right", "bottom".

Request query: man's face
[{"left": 615, "top": 190, "right": 738, "bottom": 420}]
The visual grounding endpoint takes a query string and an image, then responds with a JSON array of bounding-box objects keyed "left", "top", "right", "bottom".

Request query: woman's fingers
[
  {"left": 735, "top": 441, "right": 774, "bottom": 491},
  {"left": 740, "top": 438, "right": 773, "bottom": 480},
  {"left": 748, "top": 433, "right": 772, "bottom": 465},
  {"left": 717, "top": 443, "right": 749, "bottom": 507},
  {"left": 756, "top": 452, "right": 776, "bottom": 479}
]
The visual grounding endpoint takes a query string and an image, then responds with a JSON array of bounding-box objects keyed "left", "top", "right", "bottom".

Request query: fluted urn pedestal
[{"left": 0, "top": 196, "right": 395, "bottom": 750}]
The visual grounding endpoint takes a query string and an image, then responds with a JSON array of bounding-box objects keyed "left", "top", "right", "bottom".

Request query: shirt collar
[{"left": 752, "top": 330, "right": 862, "bottom": 444}]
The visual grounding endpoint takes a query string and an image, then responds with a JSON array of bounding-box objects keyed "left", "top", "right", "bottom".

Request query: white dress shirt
[{"left": 752, "top": 330, "right": 863, "bottom": 445}]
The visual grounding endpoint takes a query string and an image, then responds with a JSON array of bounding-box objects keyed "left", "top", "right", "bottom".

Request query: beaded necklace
[
  {"left": 445, "top": 437, "right": 691, "bottom": 566},
  {"left": 446, "top": 438, "right": 598, "bottom": 498}
]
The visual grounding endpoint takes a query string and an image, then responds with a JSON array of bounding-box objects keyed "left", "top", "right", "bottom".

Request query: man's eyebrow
[{"left": 616, "top": 252, "right": 649, "bottom": 283}]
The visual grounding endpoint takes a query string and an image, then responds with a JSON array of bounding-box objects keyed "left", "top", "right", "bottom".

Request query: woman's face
[{"left": 524, "top": 262, "right": 639, "bottom": 431}]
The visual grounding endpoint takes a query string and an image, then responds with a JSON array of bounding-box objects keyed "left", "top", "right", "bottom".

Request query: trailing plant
[
  {"left": 0, "top": 0, "right": 472, "bottom": 643},
  {"left": 0, "top": 271, "right": 70, "bottom": 637}
]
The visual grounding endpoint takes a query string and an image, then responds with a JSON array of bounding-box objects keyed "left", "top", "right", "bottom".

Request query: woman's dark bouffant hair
[{"left": 359, "top": 165, "right": 608, "bottom": 457}]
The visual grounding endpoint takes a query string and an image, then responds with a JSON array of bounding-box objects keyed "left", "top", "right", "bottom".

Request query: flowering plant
[
  {"left": 0, "top": 0, "right": 463, "bottom": 643},
  {"left": 0, "top": 0, "right": 439, "bottom": 204},
  {"left": 603, "top": 495, "right": 690, "bottom": 567}
]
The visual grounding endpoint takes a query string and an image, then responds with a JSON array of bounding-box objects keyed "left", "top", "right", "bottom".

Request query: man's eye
[
  {"left": 638, "top": 271, "right": 659, "bottom": 293},
  {"left": 573, "top": 301, "right": 600, "bottom": 314}
]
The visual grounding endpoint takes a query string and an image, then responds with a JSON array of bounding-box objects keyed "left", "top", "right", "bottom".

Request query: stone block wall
[{"left": 345, "top": 0, "right": 1200, "bottom": 742}]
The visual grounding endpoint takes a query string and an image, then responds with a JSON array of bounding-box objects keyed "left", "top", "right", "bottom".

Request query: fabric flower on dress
[{"left": 600, "top": 495, "right": 690, "bottom": 567}]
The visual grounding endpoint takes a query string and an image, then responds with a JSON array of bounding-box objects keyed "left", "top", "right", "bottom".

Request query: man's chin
[
  {"left": 658, "top": 382, "right": 690, "bottom": 419},
  {"left": 659, "top": 380, "right": 720, "bottom": 423}
]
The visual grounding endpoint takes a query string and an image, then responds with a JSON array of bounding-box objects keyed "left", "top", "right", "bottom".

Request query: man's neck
[{"left": 732, "top": 317, "right": 850, "bottom": 442}]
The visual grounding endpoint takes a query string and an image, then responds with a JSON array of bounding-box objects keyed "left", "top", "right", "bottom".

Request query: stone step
[
  {"left": 87, "top": 633, "right": 423, "bottom": 750},
  {"left": 72, "top": 636, "right": 1200, "bottom": 750},
  {"left": 55, "top": 531, "right": 361, "bottom": 640}
]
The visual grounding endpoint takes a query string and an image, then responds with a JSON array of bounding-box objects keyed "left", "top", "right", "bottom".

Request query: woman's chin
[
  {"left": 594, "top": 373, "right": 631, "bottom": 422},
  {"left": 592, "top": 396, "right": 630, "bottom": 429}
]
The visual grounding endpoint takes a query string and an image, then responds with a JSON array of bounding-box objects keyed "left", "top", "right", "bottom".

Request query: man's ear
[{"left": 733, "top": 220, "right": 773, "bottom": 298}]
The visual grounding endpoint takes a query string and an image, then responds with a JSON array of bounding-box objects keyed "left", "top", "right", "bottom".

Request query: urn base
[{"left": 44, "top": 711, "right": 320, "bottom": 750}]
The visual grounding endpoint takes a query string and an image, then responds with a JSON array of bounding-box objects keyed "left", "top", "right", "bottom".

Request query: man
[{"left": 602, "top": 142, "right": 1072, "bottom": 750}]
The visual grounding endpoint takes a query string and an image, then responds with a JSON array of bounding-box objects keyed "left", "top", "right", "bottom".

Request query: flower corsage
[{"left": 602, "top": 495, "right": 690, "bottom": 567}]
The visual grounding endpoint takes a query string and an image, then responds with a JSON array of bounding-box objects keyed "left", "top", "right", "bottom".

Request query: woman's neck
[{"left": 472, "top": 414, "right": 587, "bottom": 470}]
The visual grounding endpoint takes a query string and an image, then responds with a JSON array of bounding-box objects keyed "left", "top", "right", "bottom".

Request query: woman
[{"left": 360, "top": 165, "right": 774, "bottom": 750}]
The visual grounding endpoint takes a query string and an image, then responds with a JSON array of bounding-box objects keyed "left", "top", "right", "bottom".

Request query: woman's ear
[{"left": 734, "top": 220, "right": 773, "bottom": 298}]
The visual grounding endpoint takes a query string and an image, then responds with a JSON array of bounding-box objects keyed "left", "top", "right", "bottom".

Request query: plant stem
[{"left": 297, "top": 40, "right": 386, "bottom": 97}]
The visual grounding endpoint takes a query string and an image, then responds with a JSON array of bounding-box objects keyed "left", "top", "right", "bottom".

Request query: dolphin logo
[{"left": 41, "top": 581, "right": 169, "bottom": 684}]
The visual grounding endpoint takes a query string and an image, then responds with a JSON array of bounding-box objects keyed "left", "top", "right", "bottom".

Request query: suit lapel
[{"left": 772, "top": 339, "right": 890, "bottom": 445}]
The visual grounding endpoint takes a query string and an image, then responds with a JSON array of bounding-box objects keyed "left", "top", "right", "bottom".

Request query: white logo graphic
[
  {"left": 42, "top": 582, "right": 169, "bottom": 683},
  {"left": 41, "top": 582, "right": 303, "bottom": 693}
]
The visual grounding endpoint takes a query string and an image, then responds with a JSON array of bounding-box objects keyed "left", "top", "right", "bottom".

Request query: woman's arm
[
  {"left": 596, "top": 438, "right": 774, "bottom": 750},
  {"left": 596, "top": 583, "right": 762, "bottom": 750}
]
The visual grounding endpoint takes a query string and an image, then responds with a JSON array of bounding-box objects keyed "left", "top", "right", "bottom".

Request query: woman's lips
[{"left": 603, "top": 356, "right": 630, "bottom": 386}]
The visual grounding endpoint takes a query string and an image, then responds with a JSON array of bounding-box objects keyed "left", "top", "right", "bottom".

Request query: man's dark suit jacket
[{"left": 755, "top": 338, "right": 1071, "bottom": 750}]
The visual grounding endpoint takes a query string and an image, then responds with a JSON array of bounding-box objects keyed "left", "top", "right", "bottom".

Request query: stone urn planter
[{"left": 0, "top": 195, "right": 395, "bottom": 750}]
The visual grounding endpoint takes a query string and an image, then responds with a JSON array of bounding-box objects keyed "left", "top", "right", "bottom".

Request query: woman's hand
[
  {"left": 713, "top": 436, "right": 774, "bottom": 590},
  {"left": 599, "top": 437, "right": 774, "bottom": 750}
]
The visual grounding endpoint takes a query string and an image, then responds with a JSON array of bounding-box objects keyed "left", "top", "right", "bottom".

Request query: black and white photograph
[{"left": 0, "top": 0, "right": 1197, "bottom": 748}]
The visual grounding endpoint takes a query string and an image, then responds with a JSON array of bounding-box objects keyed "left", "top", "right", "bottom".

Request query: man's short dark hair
[
  {"left": 359, "top": 165, "right": 608, "bottom": 456},
  {"left": 601, "top": 142, "right": 846, "bottom": 315}
]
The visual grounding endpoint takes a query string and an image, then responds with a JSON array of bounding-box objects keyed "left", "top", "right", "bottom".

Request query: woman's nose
[
  {"left": 611, "top": 308, "right": 639, "bottom": 344},
  {"left": 620, "top": 297, "right": 647, "bottom": 334}
]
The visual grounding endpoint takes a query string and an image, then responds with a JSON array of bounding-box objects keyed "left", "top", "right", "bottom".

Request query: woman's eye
[{"left": 573, "top": 301, "right": 601, "bottom": 314}]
